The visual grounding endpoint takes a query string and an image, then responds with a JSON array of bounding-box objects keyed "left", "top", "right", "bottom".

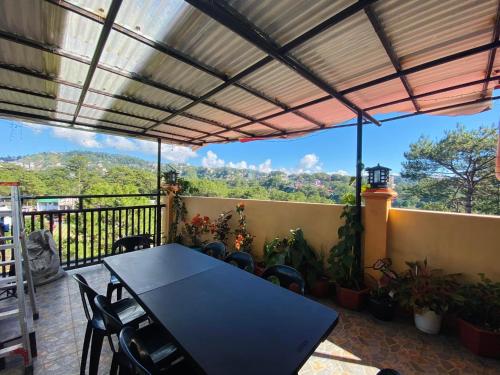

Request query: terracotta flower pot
[
  {"left": 335, "top": 285, "right": 368, "bottom": 310},
  {"left": 310, "top": 277, "right": 330, "bottom": 299},
  {"left": 458, "top": 318, "right": 500, "bottom": 358}
]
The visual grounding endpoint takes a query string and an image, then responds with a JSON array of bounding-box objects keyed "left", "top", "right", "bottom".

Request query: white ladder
[{"left": 0, "top": 182, "right": 37, "bottom": 374}]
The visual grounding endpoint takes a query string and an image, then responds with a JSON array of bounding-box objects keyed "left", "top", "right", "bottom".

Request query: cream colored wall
[
  {"left": 182, "top": 196, "right": 345, "bottom": 260},
  {"left": 388, "top": 208, "right": 500, "bottom": 282},
  {"left": 181, "top": 197, "right": 499, "bottom": 281}
]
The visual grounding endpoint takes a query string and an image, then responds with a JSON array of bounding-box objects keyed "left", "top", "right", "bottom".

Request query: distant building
[{"left": 36, "top": 198, "right": 78, "bottom": 211}]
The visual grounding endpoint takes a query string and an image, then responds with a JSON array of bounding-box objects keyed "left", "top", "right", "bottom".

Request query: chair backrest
[
  {"left": 261, "top": 265, "right": 305, "bottom": 295},
  {"left": 111, "top": 235, "right": 154, "bottom": 255},
  {"left": 73, "top": 273, "right": 99, "bottom": 321},
  {"left": 119, "top": 327, "right": 154, "bottom": 375},
  {"left": 225, "top": 251, "right": 254, "bottom": 273},
  {"left": 94, "top": 295, "right": 123, "bottom": 334},
  {"left": 201, "top": 241, "right": 226, "bottom": 259}
]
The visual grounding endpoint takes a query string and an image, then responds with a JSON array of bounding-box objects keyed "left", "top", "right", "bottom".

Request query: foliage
[
  {"left": 263, "top": 237, "right": 289, "bottom": 267},
  {"left": 401, "top": 125, "right": 499, "bottom": 214},
  {"left": 183, "top": 214, "right": 211, "bottom": 247},
  {"left": 454, "top": 274, "right": 500, "bottom": 332},
  {"left": 210, "top": 210, "right": 233, "bottom": 246},
  {"left": 397, "top": 259, "right": 461, "bottom": 315},
  {"left": 233, "top": 203, "right": 254, "bottom": 252},
  {"left": 286, "top": 228, "right": 324, "bottom": 288},
  {"left": 366, "top": 258, "right": 400, "bottom": 302},
  {"left": 163, "top": 176, "right": 199, "bottom": 244},
  {"left": 327, "top": 205, "right": 363, "bottom": 290}
]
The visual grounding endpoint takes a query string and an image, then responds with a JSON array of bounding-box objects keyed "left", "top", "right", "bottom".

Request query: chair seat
[
  {"left": 134, "top": 324, "right": 180, "bottom": 367},
  {"left": 91, "top": 297, "right": 146, "bottom": 333},
  {"left": 114, "top": 297, "right": 147, "bottom": 326}
]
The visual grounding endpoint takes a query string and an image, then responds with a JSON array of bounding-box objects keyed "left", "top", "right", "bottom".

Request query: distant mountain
[{"left": 1, "top": 151, "right": 155, "bottom": 171}]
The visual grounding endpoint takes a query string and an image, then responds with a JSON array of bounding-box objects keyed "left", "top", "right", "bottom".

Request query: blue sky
[{"left": 2, "top": 105, "right": 499, "bottom": 175}]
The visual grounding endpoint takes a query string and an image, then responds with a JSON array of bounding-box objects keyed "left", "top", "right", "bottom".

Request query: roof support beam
[
  {"left": 0, "top": 108, "right": 202, "bottom": 146},
  {"left": 0, "top": 98, "right": 207, "bottom": 143},
  {"left": 481, "top": 0, "right": 500, "bottom": 97},
  {"left": 0, "top": 31, "right": 268, "bottom": 137},
  {"left": 46, "top": 0, "right": 376, "bottom": 132},
  {"left": 72, "top": 0, "right": 122, "bottom": 125},
  {"left": 207, "top": 96, "right": 500, "bottom": 143},
  {"left": 192, "top": 40, "right": 500, "bottom": 141},
  {"left": 364, "top": 4, "right": 420, "bottom": 111},
  {"left": 183, "top": 0, "right": 380, "bottom": 126},
  {"left": 0, "top": 59, "right": 239, "bottom": 138},
  {"left": 0, "top": 86, "right": 226, "bottom": 140}
]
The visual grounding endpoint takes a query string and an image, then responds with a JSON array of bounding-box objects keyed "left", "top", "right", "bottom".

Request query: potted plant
[
  {"left": 233, "top": 203, "right": 254, "bottom": 252},
  {"left": 327, "top": 205, "right": 367, "bottom": 310},
  {"left": 286, "top": 228, "right": 329, "bottom": 298},
  {"left": 210, "top": 210, "right": 233, "bottom": 247},
  {"left": 366, "top": 258, "right": 399, "bottom": 321},
  {"left": 183, "top": 214, "right": 211, "bottom": 250},
  {"left": 455, "top": 274, "right": 500, "bottom": 358},
  {"left": 398, "top": 259, "right": 460, "bottom": 334}
]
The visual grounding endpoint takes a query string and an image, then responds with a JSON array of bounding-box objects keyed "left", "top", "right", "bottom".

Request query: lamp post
[{"left": 164, "top": 167, "right": 179, "bottom": 186}]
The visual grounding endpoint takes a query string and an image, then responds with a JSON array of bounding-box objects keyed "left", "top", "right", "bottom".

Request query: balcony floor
[{"left": 1, "top": 265, "right": 499, "bottom": 375}]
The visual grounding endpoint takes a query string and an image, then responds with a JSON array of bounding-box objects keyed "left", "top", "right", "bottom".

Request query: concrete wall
[
  {"left": 182, "top": 196, "right": 345, "bottom": 260},
  {"left": 388, "top": 208, "right": 500, "bottom": 281}
]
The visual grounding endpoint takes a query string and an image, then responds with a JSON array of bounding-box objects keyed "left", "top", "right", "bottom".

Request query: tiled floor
[{"left": 1, "top": 265, "right": 499, "bottom": 375}]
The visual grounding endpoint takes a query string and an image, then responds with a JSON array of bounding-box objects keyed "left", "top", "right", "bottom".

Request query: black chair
[
  {"left": 119, "top": 326, "right": 190, "bottom": 374},
  {"left": 201, "top": 241, "right": 226, "bottom": 260},
  {"left": 107, "top": 235, "right": 154, "bottom": 301},
  {"left": 377, "top": 370, "right": 400, "bottom": 375},
  {"left": 73, "top": 274, "right": 147, "bottom": 375},
  {"left": 261, "top": 265, "right": 305, "bottom": 295},
  {"left": 225, "top": 251, "right": 254, "bottom": 273}
]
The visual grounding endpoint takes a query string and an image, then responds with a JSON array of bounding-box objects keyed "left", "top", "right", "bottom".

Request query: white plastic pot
[{"left": 414, "top": 309, "right": 443, "bottom": 334}]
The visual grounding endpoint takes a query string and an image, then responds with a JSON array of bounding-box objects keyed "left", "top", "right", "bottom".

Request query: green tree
[{"left": 401, "top": 125, "right": 499, "bottom": 214}]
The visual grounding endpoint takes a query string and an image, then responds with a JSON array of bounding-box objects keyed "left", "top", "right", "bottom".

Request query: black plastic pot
[{"left": 368, "top": 297, "right": 396, "bottom": 321}]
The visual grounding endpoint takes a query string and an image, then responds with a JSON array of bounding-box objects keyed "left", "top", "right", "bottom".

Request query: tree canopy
[{"left": 401, "top": 125, "right": 499, "bottom": 214}]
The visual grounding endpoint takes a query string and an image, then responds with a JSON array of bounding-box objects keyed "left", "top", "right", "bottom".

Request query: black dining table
[{"left": 104, "top": 243, "right": 339, "bottom": 375}]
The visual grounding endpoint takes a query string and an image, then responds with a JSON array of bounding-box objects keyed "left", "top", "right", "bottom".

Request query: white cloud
[
  {"left": 331, "top": 169, "right": 349, "bottom": 176},
  {"left": 136, "top": 140, "right": 197, "bottom": 163},
  {"left": 258, "top": 159, "right": 272, "bottom": 173},
  {"left": 202, "top": 151, "right": 225, "bottom": 168},
  {"left": 297, "top": 153, "right": 322, "bottom": 173},
  {"left": 52, "top": 127, "right": 101, "bottom": 148},
  {"left": 21, "top": 121, "right": 44, "bottom": 134},
  {"left": 248, "top": 164, "right": 257, "bottom": 170},
  {"left": 227, "top": 160, "right": 248, "bottom": 169},
  {"left": 103, "top": 136, "right": 137, "bottom": 151}
]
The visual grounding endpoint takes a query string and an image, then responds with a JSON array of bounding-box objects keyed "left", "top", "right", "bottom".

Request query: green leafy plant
[
  {"left": 163, "top": 176, "right": 199, "bottom": 244},
  {"left": 234, "top": 202, "right": 254, "bottom": 252},
  {"left": 263, "top": 237, "right": 289, "bottom": 267},
  {"left": 397, "top": 259, "right": 461, "bottom": 315},
  {"left": 455, "top": 274, "right": 500, "bottom": 332},
  {"left": 286, "top": 228, "right": 324, "bottom": 288},
  {"left": 366, "top": 258, "right": 399, "bottom": 302},
  {"left": 327, "top": 205, "right": 363, "bottom": 290},
  {"left": 210, "top": 210, "right": 232, "bottom": 246}
]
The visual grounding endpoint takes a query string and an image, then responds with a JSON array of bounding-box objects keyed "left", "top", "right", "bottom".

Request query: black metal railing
[{"left": 18, "top": 193, "right": 164, "bottom": 270}]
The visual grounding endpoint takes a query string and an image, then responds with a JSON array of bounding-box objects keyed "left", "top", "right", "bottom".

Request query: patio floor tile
[{"left": 0, "top": 264, "right": 498, "bottom": 374}]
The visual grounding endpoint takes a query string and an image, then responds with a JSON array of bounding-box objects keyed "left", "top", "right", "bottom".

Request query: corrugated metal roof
[{"left": 0, "top": 0, "right": 498, "bottom": 146}]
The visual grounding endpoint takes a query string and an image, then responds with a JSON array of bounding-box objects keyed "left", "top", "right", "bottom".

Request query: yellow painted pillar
[
  {"left": 362, "top": 188, "right": 397, "bottom": 279},
  {"left": 162, "top": 185, "right": 175, "bottom": 243}
]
